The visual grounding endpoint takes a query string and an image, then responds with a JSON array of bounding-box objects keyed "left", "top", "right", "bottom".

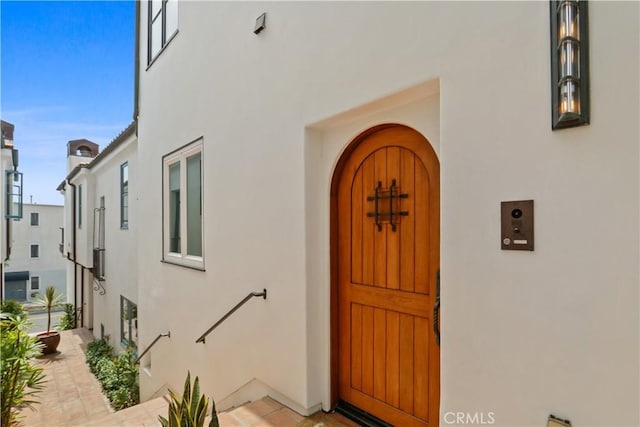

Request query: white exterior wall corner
[
  {"left": 60, "top": 132, "right": 138, "bottom": 347},
  {"left": 87, "top": 133, "right": 137, "bottom": 350},
  {"left": 137, "top": 2, "right": 639, "bottom": 425},
  {"left": 64, "top": 169, "right": 102, "bottom": 330}
]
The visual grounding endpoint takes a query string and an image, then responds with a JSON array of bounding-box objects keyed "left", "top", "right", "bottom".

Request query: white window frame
[
  {"left": 147, "top": 0, "right": 179, "bottom": 65},
  {"left": 30, "top": 244, "right": 39, "bottom": 259},
  {"left": 30, "top": 276, "right": 40, "bottom": 291},
  {"left": 162, "top": 140, "right": 204, "bottom": 269},
  {"left": 30, "top": 212, "right": 39, "bottom": 227}
]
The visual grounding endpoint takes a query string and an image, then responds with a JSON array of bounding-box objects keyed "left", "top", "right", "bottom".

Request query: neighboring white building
[
  {"left": 58, "top": 124, "right": 137, "bottom": 344},
  {"left": 61, "top": 2, "right": 638, "bottom": 426},
  {"left": 1, "top": 120, "right": 24, "bottom": 303},
  {"left": 4, "top": 203, "right": 66, "bottom": 302}
]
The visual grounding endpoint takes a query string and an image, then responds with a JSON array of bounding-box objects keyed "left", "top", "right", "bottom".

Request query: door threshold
[{"left": 335, "top": 400, "right": 393, "bottom": 427}]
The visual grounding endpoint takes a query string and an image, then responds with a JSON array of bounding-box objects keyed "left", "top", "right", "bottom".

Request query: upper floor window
[
  {"left": 78, "top": 184, "right": 83, "bottom": 229},
  {"left": 162, "top": 140, "right": 203, "bottom": 269},
  {"left": 30, "top": 212, "right": 39, "bottom": 226},
  {"left": 121, "top": 162, "right": 129, "bottom": 229},
  {"left": 30, "top": 244, "right": 39, "bottom": 259},
  {"left": 148, "top": 0, "right": 178, "bottom": 64}
]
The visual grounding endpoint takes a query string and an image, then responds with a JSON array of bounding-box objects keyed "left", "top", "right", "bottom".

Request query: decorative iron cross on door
[{"left": 366, "top": 179, "right": 409, "bottom": 231}]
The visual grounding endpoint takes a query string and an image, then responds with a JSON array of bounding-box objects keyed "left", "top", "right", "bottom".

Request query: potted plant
[{"left": 36, "top": 286, "right": 63, "bottom": 354}]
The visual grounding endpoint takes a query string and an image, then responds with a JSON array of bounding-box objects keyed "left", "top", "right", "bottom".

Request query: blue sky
[{"left": 1, "top": 0, "right": 135, "bottom": 205}]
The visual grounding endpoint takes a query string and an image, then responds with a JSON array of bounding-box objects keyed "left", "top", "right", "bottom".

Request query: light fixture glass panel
[
  {"left": 559, "top": 1, "right": 579, "bottom": 40},
  {"left": 559, "top": 80, "right": 580, "bottom": 114},
  {"left": 559, "top": 39, "right": 580, "bottom": 79},
  {"left": 551, "top": 0, "right": 589, "bottom": 130}
]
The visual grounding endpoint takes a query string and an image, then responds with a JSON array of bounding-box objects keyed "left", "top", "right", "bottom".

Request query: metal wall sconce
[{"left": 550, "top": 0, "right": 590, "bottom": 130}]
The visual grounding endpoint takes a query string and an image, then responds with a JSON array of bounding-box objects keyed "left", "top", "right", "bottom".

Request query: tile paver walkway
[{"left": 18, "top": 328, "right": 358, "bottom": 427}]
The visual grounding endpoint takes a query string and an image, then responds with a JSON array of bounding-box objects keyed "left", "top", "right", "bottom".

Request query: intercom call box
[{"left": 501, "top": 200, "right": 534, "bottom": 251}]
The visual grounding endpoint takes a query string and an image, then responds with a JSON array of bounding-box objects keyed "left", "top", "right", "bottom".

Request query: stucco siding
[{"left": 136, "top": 1, "right": 638, "bottom": 425}]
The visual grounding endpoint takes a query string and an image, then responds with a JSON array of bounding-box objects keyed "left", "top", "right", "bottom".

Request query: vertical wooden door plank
[
  {"left": 385, "top": 310, "right": 400, "bottom": 408},
  {"left": 398, "top": 313, "right": 414, "bottom": 414},
  {"left": 386, "top": 147, "right": 400, "bottom": 290},
  {"left": 373, "top": 308, "right": 386, "bottom": 401},
  {"left": 373, "top": 148, "right": 387, "bottom": 288},
  {"left": 351, "top": 303, "right": 362, "bottom": 391},
  {"left": 414, "top": 317, "right": 429, "bottom": 420},
  {"left": 362, "top": 156, "right": 375, "bottom": 286},
  {"left": 351, "top": 169, "right": 363, "bottom": 284},
  {"left": 400, "top": 149, "right": 415, "bottom": 292},
  {"left": 414, "top": 161, "right": 429, "bottom": 294},
  {"left": 362, "top": 305, "right": 375, "bottom": 396}
]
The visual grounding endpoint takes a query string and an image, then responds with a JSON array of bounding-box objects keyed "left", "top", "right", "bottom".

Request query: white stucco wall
[
  {"left": 88, "top": 135, "right": 138, "bottom": 351},
  {"left": 60, "top": 132, "right": 137, "bottom": 348},
  {"left": 5, "top": 204, "right": 66, "bottom": 301},
  {"left": 137, "top": 2, "right": 638, "bottom": 426}
]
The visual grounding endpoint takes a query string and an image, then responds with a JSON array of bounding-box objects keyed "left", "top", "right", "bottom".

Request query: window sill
[
  {"left": 146, "top": 30, "right": 179, "bottom": 71},
  {"left": 161, "top": 258, "right": 205, "bottom": 272}
]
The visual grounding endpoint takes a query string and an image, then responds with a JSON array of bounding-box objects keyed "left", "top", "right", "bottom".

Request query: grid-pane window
[
  {"left": 30, "top": 244, "right": 39, "bottom": 258},
  {"left": 30, "top": 212, "right": 39, "bottom": 226},
  {"left": 120, "top": 296, "right": 138, "bottom": 347},
  {"left": 169, "top": 162, "right": 181, "bottom": 253},
  {"left": 148, "top": 0, "right": 179, "bottom": 63},
  {"left": 186, "top": 153, "right": 202, "bottom": 257},
  {"left": 121, "top": 162, "right": 129, "bottom": 229},
  {"left": 30, "top": 276, "right": 40, "bottom": 290},
  {"left": 163, "top": 140, "right": 203, "bottom": 268},
  {"left": 166, "top": 0, "right": 178, "bottom": 37}
]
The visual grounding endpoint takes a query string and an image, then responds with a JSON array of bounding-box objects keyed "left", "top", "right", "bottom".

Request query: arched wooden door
[{"left": 333, "top": 125, "right": 440, "bottom": 427}]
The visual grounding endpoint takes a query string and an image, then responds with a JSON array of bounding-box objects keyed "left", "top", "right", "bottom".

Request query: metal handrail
[
  {"left": 195, "top": 289, "right": 267, "bottom": 344},
  {"left": 135, "top": 332, "right": 170, "bottom": 364}
]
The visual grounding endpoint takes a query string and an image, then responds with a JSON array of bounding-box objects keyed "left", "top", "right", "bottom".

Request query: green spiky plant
[
  {"left": 0, "top": 300, "right": 26, "bottom": 318},
  {"left": 56, "top": 303, "right": 76, "bottom": 331},
  {"left": 0, "top": 313, "right": 45, "bottom": 426},
  {"left": 159, "top": 372, "right": 219, "bottom": 427}
]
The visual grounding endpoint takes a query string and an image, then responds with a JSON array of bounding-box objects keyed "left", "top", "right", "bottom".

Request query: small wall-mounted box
[
  {"left": 547, "top": 414, "right": 571, "bottom": 427},
  {"left": 501, "top": 200, "right": 534, "bottom": 251},
  {"left": 254, "top": 12, "right": 266, "bottom": 34}
]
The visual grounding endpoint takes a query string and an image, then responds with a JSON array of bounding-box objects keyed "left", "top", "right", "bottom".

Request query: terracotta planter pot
[{"left": 37, "top": 331, "right": 61, "bottom": 354}]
